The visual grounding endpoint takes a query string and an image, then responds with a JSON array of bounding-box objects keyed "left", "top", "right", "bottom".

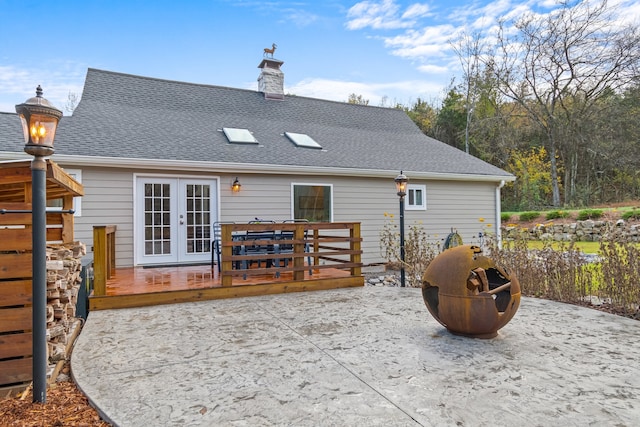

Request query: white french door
[{"left": 135, "top": 177, "right": 217, "bottom": 265}]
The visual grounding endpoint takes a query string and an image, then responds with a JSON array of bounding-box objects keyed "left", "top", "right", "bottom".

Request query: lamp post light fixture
[
  {"left": 394, "top": 171, "right": 408, "bottom": 287},
  {"left": 15, "top": 86, "right": 63, "bottom": 403}
]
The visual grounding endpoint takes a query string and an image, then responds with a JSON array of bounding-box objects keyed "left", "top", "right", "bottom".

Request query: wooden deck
[
  {"left": 89, "top": 221, "right": 364, "bottom": 311},
  {"left": 89, "top": 264, "right": 363, "bottom": 311}
]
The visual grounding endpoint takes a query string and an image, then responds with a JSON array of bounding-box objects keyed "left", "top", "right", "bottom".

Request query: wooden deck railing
[
  {"left": 93, "top": 225, "right": 117, "bottom": 296},
  {"left": 219, "top": 222, "right": 362, "bottom": 287}
]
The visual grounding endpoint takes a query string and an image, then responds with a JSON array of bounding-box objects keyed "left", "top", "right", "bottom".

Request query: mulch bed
[{"left": 0, "top": 363, "right": 110, "bottom": 426}]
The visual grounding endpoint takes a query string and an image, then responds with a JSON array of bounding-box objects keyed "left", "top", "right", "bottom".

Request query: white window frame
[
  {"left": 47, "top": 168, "right": 82, "bottom": 216},
  {"left": 65, "top": 169, "right": 82, "bottom": 216},
  {"left": 406, "top": 184, "right": 426, "bottom": 211}
]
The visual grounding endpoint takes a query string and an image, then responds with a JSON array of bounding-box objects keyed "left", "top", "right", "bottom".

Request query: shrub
[
  {"left": 577, "top": 209, "right": 603, "bottom": 221},
  {"left": 485, "top": 235, "right": 593, "bottom": 302},
  {"left": 485, "top": 231, "right": 639, "bottom": 319},
  {"left": 597, "top": 237, "right": 640, "bottom": 317},
  {"left": 545, "top": 210, "right": 570, "bottom": 220},
  {"left": 518, "top": 211, "right": 540, "bottom": 222},
  {"left": 501, "top": 212, "right": 511, "bottom": 222},
  {"left": 622, "top": 209, "right": 640, "bottom": 221},
  {"left": 379, "top": 215, "right": 440, "bottom": 287}
]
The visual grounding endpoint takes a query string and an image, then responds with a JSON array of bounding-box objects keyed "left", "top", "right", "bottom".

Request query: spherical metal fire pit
[{"left": 422, "top": 245, "right": 521, "bottom": 339}]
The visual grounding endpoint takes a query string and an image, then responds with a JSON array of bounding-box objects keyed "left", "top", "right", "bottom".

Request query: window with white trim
[
  {"left": 46, "top": 169, "right": 82, "bottom": 216},
  {"left": 406, "top": 184, "right": 426, "bottom": 210},
  {"left": 292, "top": 183, "right": 332, "bottom": 222}
]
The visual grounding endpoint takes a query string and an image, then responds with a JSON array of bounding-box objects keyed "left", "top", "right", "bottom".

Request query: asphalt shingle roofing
[{"left": 1, "top": 68, "right": 512, "bottom": 179}]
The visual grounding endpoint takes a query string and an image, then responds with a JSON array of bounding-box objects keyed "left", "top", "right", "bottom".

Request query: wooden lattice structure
[{"left": 0, "top": 159, "right": 83, "bottom": 394}]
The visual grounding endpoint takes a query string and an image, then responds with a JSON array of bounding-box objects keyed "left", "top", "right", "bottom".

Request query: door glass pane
[
  {"left": 184, "top": 183, "right": 211, "bottom": 254},
  {"left": 144, "top": 182, "right": 172, "bottom": 255}
]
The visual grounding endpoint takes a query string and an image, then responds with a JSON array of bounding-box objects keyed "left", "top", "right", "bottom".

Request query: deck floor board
[{"left": 89, "top": 265, "right": 362, "bottom": 310}]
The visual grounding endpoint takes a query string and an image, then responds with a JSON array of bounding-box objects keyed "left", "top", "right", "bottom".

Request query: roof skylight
[
  {"left": 285, "top": 132, "right": 322, "bottom": 149},
  {"left": 222, "top": 127, "right": 258, "bottom": 144}
]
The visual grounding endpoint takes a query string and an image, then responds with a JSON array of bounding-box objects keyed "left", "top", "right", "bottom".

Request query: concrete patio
[{"left": 71, "top": 286, "right": 640, "bottom": 426}]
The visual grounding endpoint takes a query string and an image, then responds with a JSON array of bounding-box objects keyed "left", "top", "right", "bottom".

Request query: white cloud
[
  {"left": 402, "top": 3, "right": 432, "bottom": 20},
  {"left": 417, "top": 64, "right": 449, "bottom": 74},
  {"left": 610, "top": 0, "right": 640, "bottom": 27},
  {"left": 0, "top": 63, "right": 86, "bottom": 114},
  {"left": 384, "top": 25, "right": 457, "bottom": 59},
  {"left": 344, "top": 0, "right": 637, "bottom": 99},
  {"left": 346, "top": 0, "right": 426, "bottom": 30},
  {"left": 282, "top": 9, "right": 319, "bottom": 28},
  {"left": 285, "top": 77, "right": 444, "bottom": 106},
  {"left": 537, "top": 0, "right": 562, "bottom": 7},
  {"left": 480, "top": 0, "right": 516, "bottom": 19}
]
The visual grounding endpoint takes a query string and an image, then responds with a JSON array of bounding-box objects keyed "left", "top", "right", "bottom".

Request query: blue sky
[{"left": 1, "top": 0, "right": 638, "bottom": 114}]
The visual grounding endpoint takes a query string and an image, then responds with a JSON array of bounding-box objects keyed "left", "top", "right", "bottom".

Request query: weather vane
[{"left": 263, "top": 43, "right": 277, "bottom": 58}]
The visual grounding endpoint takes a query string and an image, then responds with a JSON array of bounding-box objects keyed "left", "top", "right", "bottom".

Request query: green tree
[
  {"left": 347, "top": 93, "right": 369, "bottom": 105},
  {"left": 487, "top": 0, "right": 640, "bottom": 206},
  {"left": 503, "top": 147, "right": 554, "bottom": 211},
  {"left": 434, "top": 88, "right": 466, "bottom": 150},
  {"left": 404, "top": 98, "right": 437, "bottom": 136}
]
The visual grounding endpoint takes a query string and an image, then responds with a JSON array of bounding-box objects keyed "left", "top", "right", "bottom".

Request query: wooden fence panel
[
  {"left": 0, "top": 228, "right": 32, "bottom": 252},
  {"left": 0, "top": 307, "right": 32, "bottom": 333},
  {"left": 0, "top": 212, "right": 31, "bottom": 226},
  {"left": 0, "top": 332, "right": 32, "bottom": 359},
  {"left": 0, "top": 280, "right": 32, "bottom": 307},
  {"left": 0, "top": 253, "right": 32, "bottom": 280},
  {"left": 0, "top": 358, "right": 32, "bottom": 385}
]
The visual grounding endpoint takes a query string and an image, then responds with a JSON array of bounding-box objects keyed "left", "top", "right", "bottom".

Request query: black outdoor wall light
[{"left": 231, "top": 177, "right": 241, "bottom": 193}]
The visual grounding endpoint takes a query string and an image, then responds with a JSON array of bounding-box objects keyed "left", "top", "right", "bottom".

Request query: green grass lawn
[
  {"left": 503, "top": 204, "right": 640, "bottom": 223},
  {"left": 524, "top": 240, "right": 601, "bottom": 254},
  {"left": 523, "top": 240, "right": 640, "bottom": 254}
]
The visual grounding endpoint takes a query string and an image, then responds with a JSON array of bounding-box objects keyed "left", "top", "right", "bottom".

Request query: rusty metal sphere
[{"left": 422, "top": 245, "right": 521, "bottom": 339}]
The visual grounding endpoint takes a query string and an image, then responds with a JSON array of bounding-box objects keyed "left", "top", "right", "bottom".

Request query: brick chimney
[{"left": 257, "top": 58, "right": 284, "bottom": 100}]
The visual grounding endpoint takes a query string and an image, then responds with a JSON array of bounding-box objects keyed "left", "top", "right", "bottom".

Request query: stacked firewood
[{"left": 45, "top": 242, "right": 87, "bottom": 365}]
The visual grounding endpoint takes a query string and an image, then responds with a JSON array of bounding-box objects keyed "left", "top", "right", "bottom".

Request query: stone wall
[{"left": 502, "top": 219, "right": 640, "bottom": 242}]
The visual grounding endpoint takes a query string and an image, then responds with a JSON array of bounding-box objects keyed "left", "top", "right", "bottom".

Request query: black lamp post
[
  {"left": 15, "top": 86, "right": 62, "bottom": 403},
  {"left": 394, "top": 171, "right": 408, "bottom": 287}
]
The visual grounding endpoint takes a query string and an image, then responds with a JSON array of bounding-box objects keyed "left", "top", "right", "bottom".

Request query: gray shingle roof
[
  {"left": 2, "top": 68, "right": 512, "bottom": 179},
  {"left": 0, "top": 112, "right": 26, "bottom": 153}
]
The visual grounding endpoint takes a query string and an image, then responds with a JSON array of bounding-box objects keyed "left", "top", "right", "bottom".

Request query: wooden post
[
  {"left": 61, "top": 195, "right": 74, "bottom": 243},
  {"left": 221, "top": 224, "right": 233, "bottom": 287},
  {"left": 312, "top": 228, "right": 320, "bottom": 271},
  {"left": 293, "top": 224, "right": 305, "bottom": 281},
  {"left": 93, "top": 225, "right": 117, "bottom": 297},
  {"left": 93, "top": 226, "right": 107, "bottom": 297},
  {"left": 108, "top": 228, "right": 116, "bottom": 278},
  {"left": 351, "top": 223, "right": 362, "bottom": 277}
]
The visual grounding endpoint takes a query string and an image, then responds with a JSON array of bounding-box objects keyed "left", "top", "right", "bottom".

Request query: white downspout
[{"left": 496, "top": 180, "right": 505, "bottom": 249}]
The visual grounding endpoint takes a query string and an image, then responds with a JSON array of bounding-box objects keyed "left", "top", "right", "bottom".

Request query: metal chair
[
  {"left": 212, "top": 221, "right": 237, "bottom": 272},
  {"left": 244, "top": 219, "right": 277, "bottom": 269},
  {"left": 275, "top": 219, "right": 312, "bottom": 275}
]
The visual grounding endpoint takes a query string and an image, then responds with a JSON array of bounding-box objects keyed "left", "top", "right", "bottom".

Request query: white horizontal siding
[
  {"left": 332, "top": 177, "right": 498, "bottom": 264},
  {"left": 219, "top": 174, "right": 293, "bottom": 222},
  {"left": 69, "top": 167, "right": 135, "bottom": 267},
  {"left": 63, "top": 166, "right": 501, "bottom": 268},
  {"left": 223, "top": 175, "right": 499, "bottom": 265}
]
